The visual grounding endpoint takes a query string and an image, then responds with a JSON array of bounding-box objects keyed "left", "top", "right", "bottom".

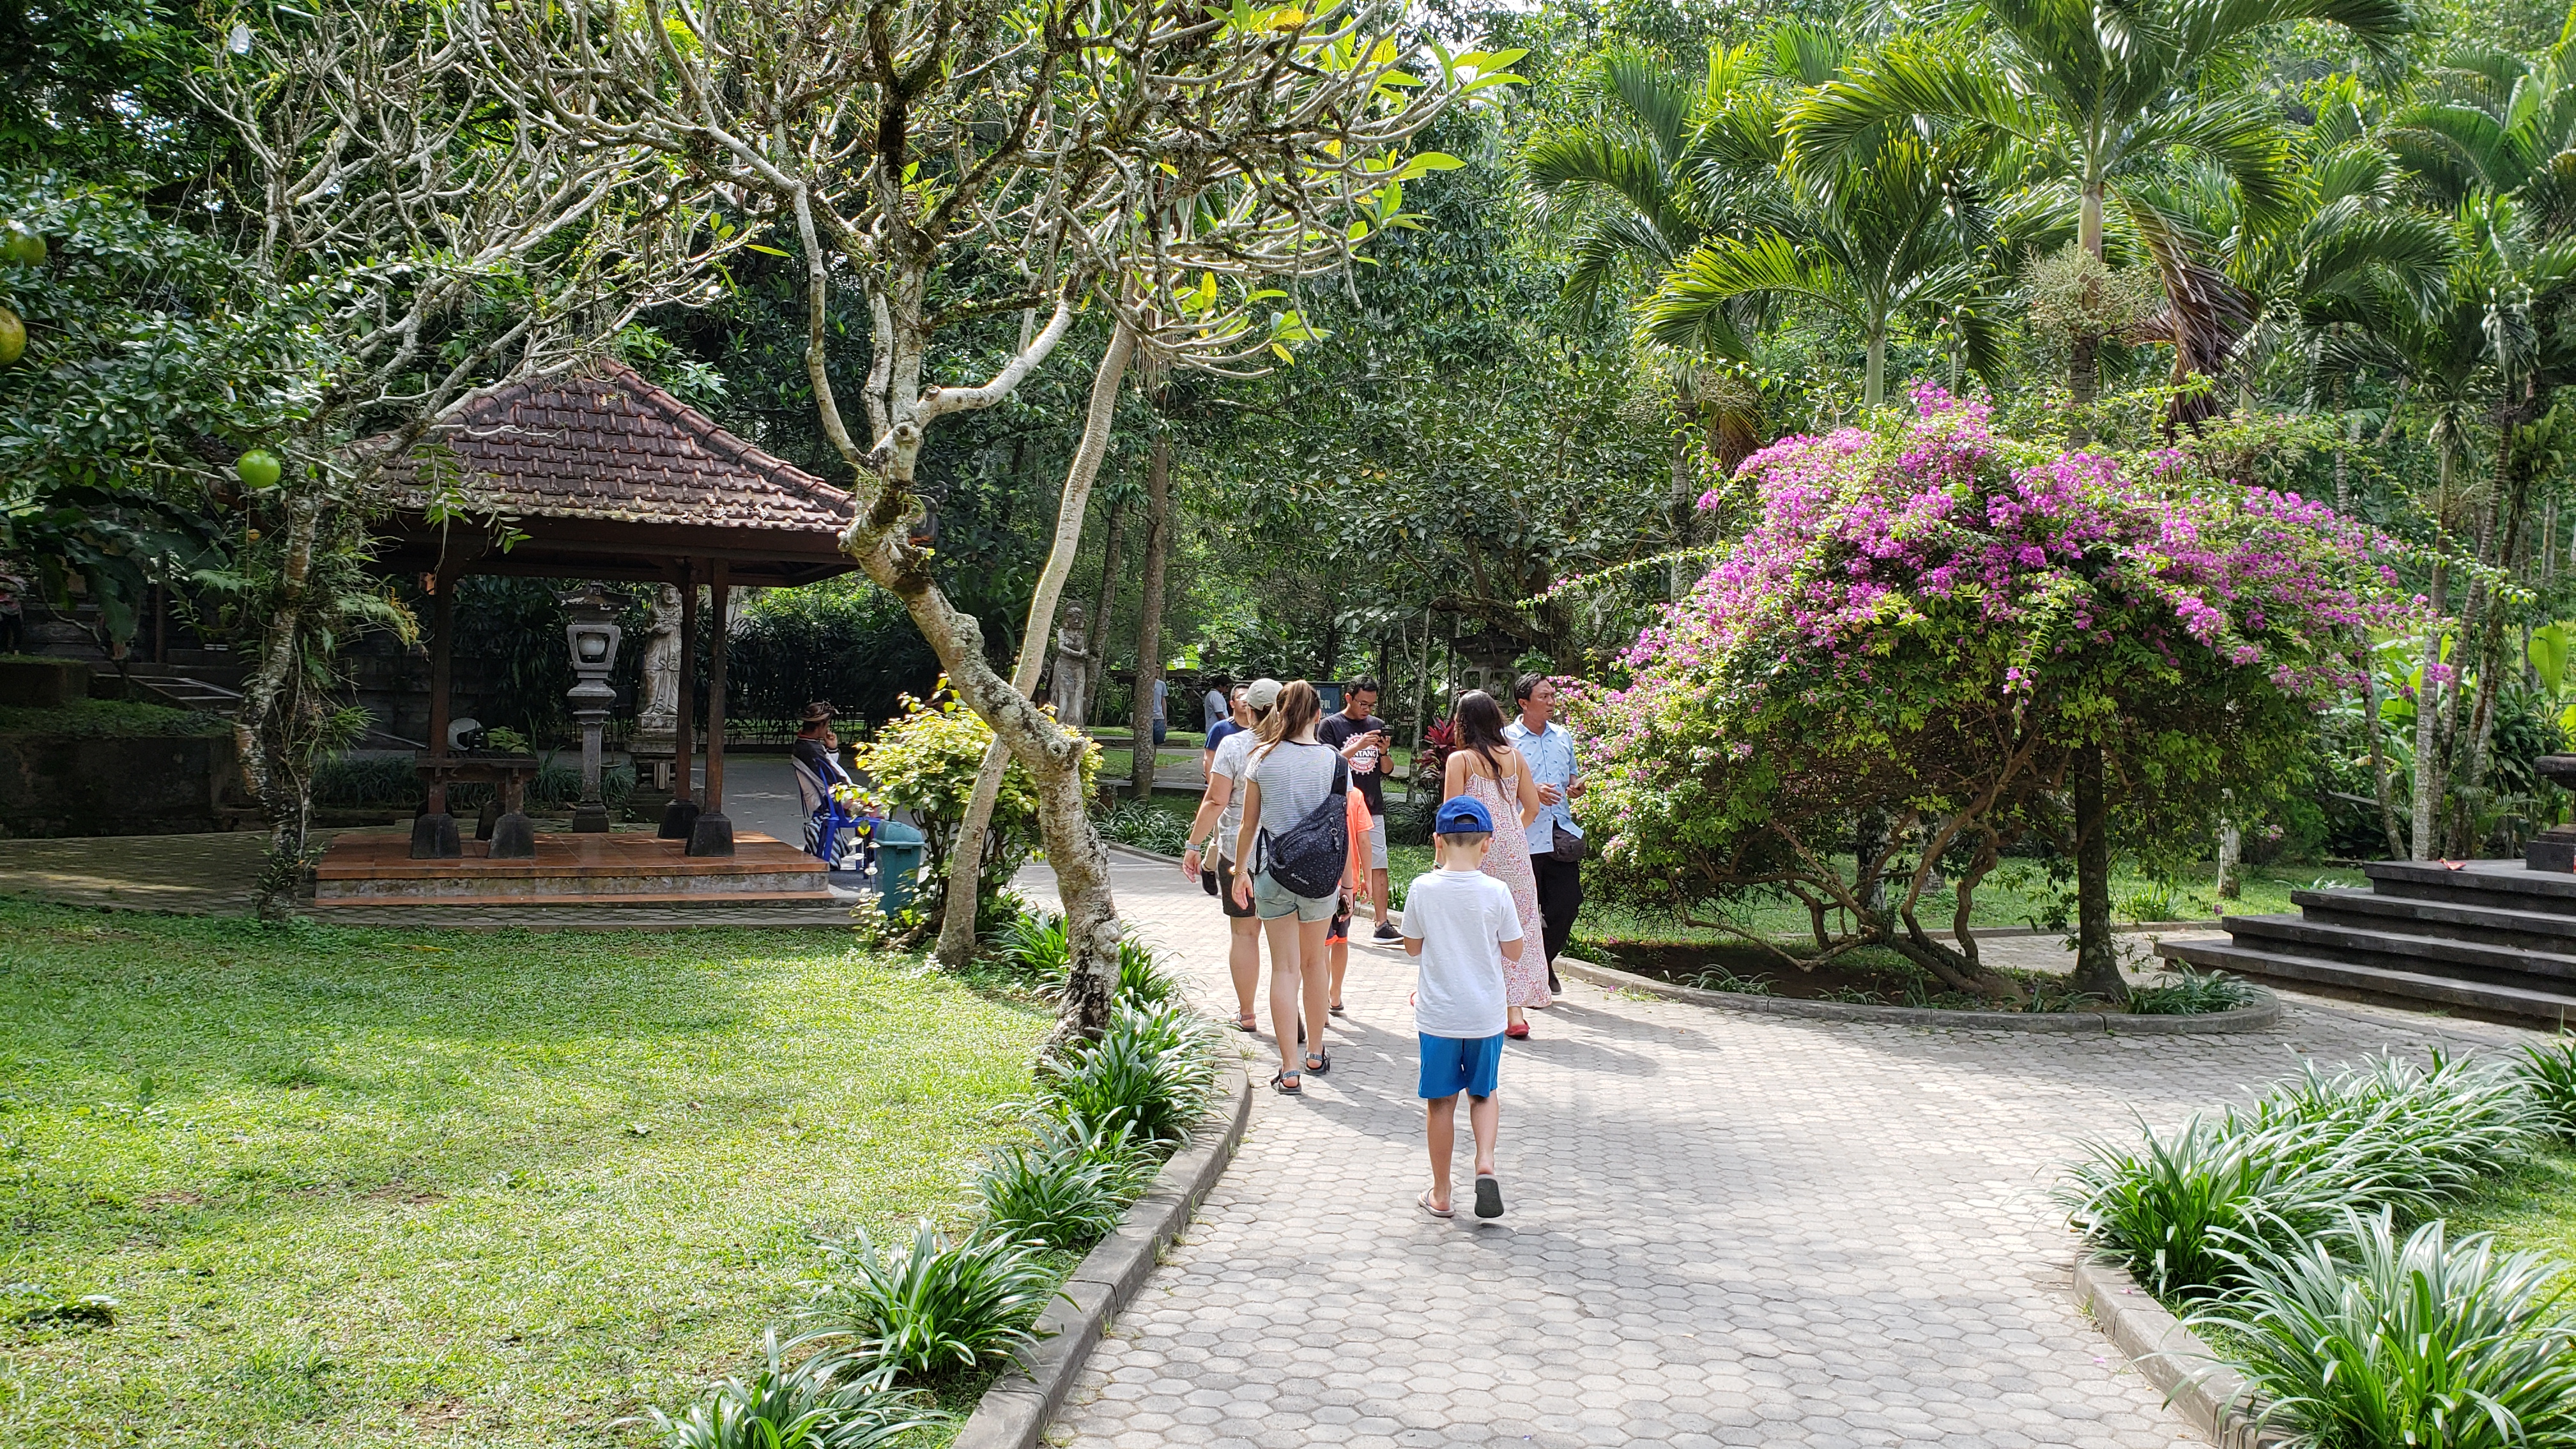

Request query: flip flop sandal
[
  {"left": 1235, "top": 1013, "right": 1258, "bottom": 1032},
  {"left": 1329, "top": 1003, "right": 1347, "bottom": 1016},
  {"left": 1305, "top": 1050, "right": 1331, "bottom": 1076},
  {"left": 1505, "top": 1023, "right": 1531, "bottom": 1039},
  {"left": 1473, "top": 1174, "right": 1504, "bottom": 1220},
  {"left": 1269, "top": 1070, "right": 1302, "bottom": 1095},
  {"left": 1418, "top": 1190, "right": 1453, "bottom": 1220}
]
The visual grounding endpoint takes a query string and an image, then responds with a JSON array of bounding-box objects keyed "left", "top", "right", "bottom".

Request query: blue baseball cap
[{"left": 1434, "top": 797, "right": 1493, "bottom": 834}]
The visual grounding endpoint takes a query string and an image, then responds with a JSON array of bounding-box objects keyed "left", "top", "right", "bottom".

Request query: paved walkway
[{"left": 1018, "top": 854, "right": 2542, "bottom": 1449}]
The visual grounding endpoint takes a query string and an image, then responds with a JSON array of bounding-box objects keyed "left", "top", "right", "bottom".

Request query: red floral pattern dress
[{"left": 1462, "top": 762, "right": 1551, "bottom": 1009}]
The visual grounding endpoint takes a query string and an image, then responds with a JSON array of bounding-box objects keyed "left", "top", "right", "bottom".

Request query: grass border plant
[
  {"left": 2189, "top": 1213, "right": 2576, "bottom": 1449},
  {"left": 641, "top": 1331, "right": 939, "bottom": 1449},
  {"left": 806, "top": 1225, "right": 1066, "bottom": 1381},
  {"left": 2060, "top": 1054, "right": 2542, "bottom": 1296}
]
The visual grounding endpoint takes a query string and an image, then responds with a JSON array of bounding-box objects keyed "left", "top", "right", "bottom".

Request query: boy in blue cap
[{"left": 1401, "top": 794, "right": 1525, "bottom": 1220}]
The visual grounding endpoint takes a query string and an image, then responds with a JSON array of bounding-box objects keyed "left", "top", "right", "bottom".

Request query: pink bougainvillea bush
[{"left": 1566, "top": 388, "right": 2412, "bottom": 1000}]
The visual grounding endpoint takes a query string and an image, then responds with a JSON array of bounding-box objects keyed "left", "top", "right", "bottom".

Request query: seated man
[{"left": 790, "top": 702, "right": 868, "bottom": 868}]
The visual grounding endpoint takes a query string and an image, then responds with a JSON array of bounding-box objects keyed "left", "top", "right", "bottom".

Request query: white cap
[{"left": 1245, "top": 677, "right": 1284, "bottom": 708}]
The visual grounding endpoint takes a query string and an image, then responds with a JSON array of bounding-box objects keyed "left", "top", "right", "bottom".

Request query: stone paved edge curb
[
  {"left": 1554, "top": 955, "right": 2284, "bottom": 1034},
  {"left": 2072, "top": 1255, "right": 2280, "bottom": 1448},
  {"left": 948, "top": 1065, "right": 1257, "bottom": 1449}
]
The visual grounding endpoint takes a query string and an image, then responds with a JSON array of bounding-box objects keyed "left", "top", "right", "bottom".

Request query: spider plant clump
[
  {"left": 808, "top": 1225, "right": 1063, "bottom": 1381},
  {"left": 2519, "top": 1038, "right": 2576, "bottom": 1138},
  {"left": 2058, "top": 1054, "right": 2542, "bottom": 1296},
  {"left": 1002, "top": 908, "right": 1182, "bottom": 1006},
  {"left": 974, "top": 1116, "right": 1158, "bottom": 1250},
  {"left": 2191, "top": 1214, "right": 2576, "bottom": 1449},
  {"left": 1036, "top": 1000, "right": 1222, "bottom": 1146},
  {"left": 642, "top": 1330, "right": 940, "bottom": 1449},
  {"left": 2126, "top": 967, "right": 2258, "bottom": 1015}
]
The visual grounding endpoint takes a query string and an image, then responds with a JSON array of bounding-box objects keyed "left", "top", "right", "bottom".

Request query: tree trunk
[
  {"left": 2070, "top": 742, "right": 2129, "bottom": 1001},
  {"left": 2067, "top": 335, "right": 2100, "bottom": 449},
  {"left": 1128, "top": 422, "right": 1172, "bottom": 802},
  {"left": 935, "top": 322, "right": 1138, "bottom": 968},
  {"left": 2216, "top": 816, "right": 2241, "bottom": 900},
  {"left": 1864, "top": 324, "right": 1886, "bottom": 411},
  {"left": 1085, "top": 498, "right": 1127, "bottom": 726},
  {"left": 2414, "top": 443, "right": 2457, "bottom": 860},
  {"left": 2454, "top": 426, "right": 2539, "bottom": 856},
  {"left": 238, "top": 486, "right": 325, "bottom": 923},
  {"left": 2359, "top": 643, "right": 2407, "bottom": 859}
]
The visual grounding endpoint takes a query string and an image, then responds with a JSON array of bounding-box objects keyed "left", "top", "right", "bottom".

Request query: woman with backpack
[{"left": 1230, "top": 680, "right": 1353, "bottom": 1095}]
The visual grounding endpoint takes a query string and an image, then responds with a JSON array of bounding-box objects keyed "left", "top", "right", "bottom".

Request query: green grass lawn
[
  {"left": 0, "top": 901, "right": 1050, "bottom": 1447},
  {"left": 2447, "top": 1144, "right": 2576, "bottom": 1262}
]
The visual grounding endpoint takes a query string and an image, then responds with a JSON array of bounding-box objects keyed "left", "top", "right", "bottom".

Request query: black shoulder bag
[{"left": 1256, "top": 745, "right": 1350, "bottom": 899}]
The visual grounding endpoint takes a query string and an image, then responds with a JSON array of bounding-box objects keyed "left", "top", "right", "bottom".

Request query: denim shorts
[{"left": 1252, "top": 868, "right": 1338, "bottom": 922}]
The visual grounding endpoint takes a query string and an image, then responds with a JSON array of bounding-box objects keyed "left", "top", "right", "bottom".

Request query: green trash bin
[{"left": 875, "top": 818, "right": 927, "bottom": 916}]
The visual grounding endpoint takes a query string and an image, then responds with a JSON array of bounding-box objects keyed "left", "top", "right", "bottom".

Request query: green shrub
[
  {"left": 2522, "top": 1039, "right": 2576, "bottom": 1137},
  {"left": 643, "top": 1330, "right": 939, "bottom": 1448},
  {"left": 1000, "top": 910, "right": 1181, "bottom": 1007},
  {"left": 972, "top": 1117, "right": 1155, "bottom": 1250},
  {"left": 1096, "top": 798, "right": 1192, "bottom": 854},
  {"left": 2127, "top": 967, "right": 2258, "bottom": 1015},
  {"left": 808, "top": 1225, "right": 1062, "bottom": 1380},
  {"left": 2059, "top": 1055, "right": 2541, "bottom": 1296},
  {"left": 1036, "top": 1000, "right": 1220, "bottom": 1147},
  {"left": 310, "top": 753, "right": 425, "bottom": 806},
  {"left": 852, "top": 692, "right": 1100, "bottom": 931},
  {"left": 2192, "top": 1214, "right": 2576, "bottom": 1449}
]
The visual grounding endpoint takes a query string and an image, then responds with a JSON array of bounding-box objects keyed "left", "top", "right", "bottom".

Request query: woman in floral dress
[{"left": 1441, "top": 690, "right": 1550, "bottom": 1034}]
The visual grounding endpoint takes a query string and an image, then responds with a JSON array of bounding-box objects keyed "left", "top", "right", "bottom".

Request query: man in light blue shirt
[{"left": 1503, "top": 673, "right": 1583, "bottom": 988}]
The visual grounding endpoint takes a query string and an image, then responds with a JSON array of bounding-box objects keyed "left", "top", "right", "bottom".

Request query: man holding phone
[{"left": 1319, "top": 675, "right": 1399, "bottom": 942}]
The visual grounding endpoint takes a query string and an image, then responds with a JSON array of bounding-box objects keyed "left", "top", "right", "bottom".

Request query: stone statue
[
  {"left": 1048, "top": 603, "right": 1093, "bottom": 727},
  {"left": 635, "top": 584, "right": 682, "bottom": 750}
]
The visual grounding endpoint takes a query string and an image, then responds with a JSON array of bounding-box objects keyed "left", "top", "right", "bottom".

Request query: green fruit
[
  {"left": 235, "top": 448, "right": 282, "bottom": 489},
  {"left": 1, "top": 228, "right": 42, "bottom": 266},
  {"left": 0, "top": 307, "right": 23, "bottom": 366}
]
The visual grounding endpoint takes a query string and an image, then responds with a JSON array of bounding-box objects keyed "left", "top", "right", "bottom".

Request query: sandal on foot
[
  {"left": 1505, "top": 1022, "right": 1531, "bottom": 1040},
  {"left": 1418, "top": 1190, "right": 1454, "bottom": 1220},
  {"left": 1234, "top": 1012, "right": 1258, "bottom": 1032},
  {"left": 1305, "top": 1050, "right": 1331, "bottom": 1076},
  {"left": 1269, "top": 1070, "right": 1302, "bottom": 1095},
  {"left": 1473, "top": 1173, "right": 1504, "bottom": 1220},
  {"left": 1329, "top": 1002, "right": 1347, "bottom": 1016}
]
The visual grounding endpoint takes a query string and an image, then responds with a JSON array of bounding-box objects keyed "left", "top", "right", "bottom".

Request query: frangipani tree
[
  {"left": 191, "top": 2, "right": 739, "bottom": 917},
  {"left": 1570, "top": 389, "right": 2409, "bottom": 1002},
  {"left": 470, "top": 0, "right": 1517, "bottom": 1031}
]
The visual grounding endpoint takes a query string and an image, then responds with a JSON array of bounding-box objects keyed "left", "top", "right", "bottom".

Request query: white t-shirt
[
  {"left": 1400, "top": 868, "right": 1520, "bottom": 1039},
  {"left": 1209, "top": 730, "right": 1257, "bottom": 861}
]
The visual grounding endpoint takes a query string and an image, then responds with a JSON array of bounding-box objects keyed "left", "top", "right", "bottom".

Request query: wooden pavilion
[{"left": 315, "top": 363, "right": 861, "bottom": 917}]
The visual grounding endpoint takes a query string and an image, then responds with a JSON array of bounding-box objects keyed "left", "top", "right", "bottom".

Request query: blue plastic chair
[{"left": 793, "top": 756, "right": 877, "bottom": 874}]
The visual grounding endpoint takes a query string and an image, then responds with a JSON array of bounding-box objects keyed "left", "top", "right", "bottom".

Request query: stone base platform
[{"left": 312, "top": 831, "right": 833, "bottom": 910}]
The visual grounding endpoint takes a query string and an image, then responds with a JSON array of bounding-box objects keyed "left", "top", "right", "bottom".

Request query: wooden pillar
[
  {"left": 686, "top": 560, "right": 735, "bottom": 855},
  {"left": 657, "top": 560, "right": 702, "bottom": 841},
  {"left": 411, "top": 558, "right": 466, "bottom": 858}
]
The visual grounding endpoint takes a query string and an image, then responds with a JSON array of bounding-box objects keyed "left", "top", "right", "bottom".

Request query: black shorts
[{"left": 1202, "top": 855, "right": 1257, "bottom": 919}]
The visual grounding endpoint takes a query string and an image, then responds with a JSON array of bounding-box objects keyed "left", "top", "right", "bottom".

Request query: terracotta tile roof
[{"left": 381, "top": 362, "right": 854, "bottom": 535}]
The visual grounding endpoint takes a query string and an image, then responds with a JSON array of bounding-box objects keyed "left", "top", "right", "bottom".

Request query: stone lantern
[{"left": 562, "top": 585, "right": 624, "bottom": 834}]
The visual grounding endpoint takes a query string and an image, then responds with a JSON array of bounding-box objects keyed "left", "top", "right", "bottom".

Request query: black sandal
[
  {"left": 1269, "top": 1070, "right": 1302, "bottom": 1095},
  {"left": 1305, "top": 1050, "right": 1331, "bottom": 1076}
]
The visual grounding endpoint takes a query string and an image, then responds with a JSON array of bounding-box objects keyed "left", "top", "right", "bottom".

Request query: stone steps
[{"left": 2160, "top": 937, "right": 2576, "bottom": 1027}]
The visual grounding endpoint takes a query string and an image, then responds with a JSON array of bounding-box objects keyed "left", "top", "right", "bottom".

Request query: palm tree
[
  {"left": 1789, "top": 0, "right": 2418, "bottom": 420},
  {"left": 1637, "top": 129, "right": 2007, "bottom": 410}
]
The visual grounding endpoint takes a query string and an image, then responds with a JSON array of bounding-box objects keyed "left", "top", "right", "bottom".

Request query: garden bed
[
  {"left": 0, "top": 899, "right": 1054, "bottom": 1446},
  {"left": 1577, "top": 939, "right": 2258, "bottom": 1015}
]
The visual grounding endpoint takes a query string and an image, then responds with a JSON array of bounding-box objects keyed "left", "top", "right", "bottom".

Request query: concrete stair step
[
  {"left": 2293, "top": 887, "right": 2576, "bottom": 951},
  {"left": 2159, "top": 937, "right": 2576, "bottom": 1027},
  {"left": 2227, "top": 912, "right": 2576, "bottom": 983},
  {"left": 2363, "top": 859, "right": 2576, "bottom": 916}
]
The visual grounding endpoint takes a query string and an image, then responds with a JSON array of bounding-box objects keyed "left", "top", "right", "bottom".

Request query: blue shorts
[{"left": 1418, "top": 1032, "right": 1504, "bottom": 1100}]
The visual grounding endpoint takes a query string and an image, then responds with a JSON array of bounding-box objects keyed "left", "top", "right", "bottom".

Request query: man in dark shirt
[
  {"left": 791, "top": 702, "right": 847, "bottom": 783},
  {"left": 1317, "top": 675, "right": 1398, "bottom": 942}
]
